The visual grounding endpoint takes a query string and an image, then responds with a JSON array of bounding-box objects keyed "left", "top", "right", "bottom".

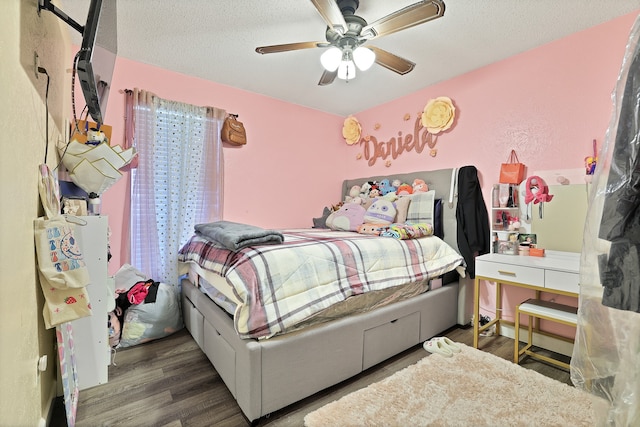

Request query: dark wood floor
[{"left": 50, "top": 325, "right": 571, "bottom": 427}]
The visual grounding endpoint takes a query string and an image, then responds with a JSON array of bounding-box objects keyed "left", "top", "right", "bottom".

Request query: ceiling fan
[{"left": 255, "top": 0, "right": 445, "bottom": 85}]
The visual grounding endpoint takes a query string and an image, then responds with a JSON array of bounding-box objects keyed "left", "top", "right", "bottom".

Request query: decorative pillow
[
  {"left": 326, "top": 203, "right": 366, "bottom": 231},
  {"left": 406, "top": 190, "right": 436, "bottom": 225},
  {"left": 363, "top": 198, "right": 397, "bottom": 225},
  {"left": 394, "top": 196, "right": 412, "bottom": 223}
]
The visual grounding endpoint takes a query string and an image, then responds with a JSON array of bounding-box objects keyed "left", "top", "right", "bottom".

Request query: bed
[{"left": 178, "top": 167, "right": 484, "bottom": 422}]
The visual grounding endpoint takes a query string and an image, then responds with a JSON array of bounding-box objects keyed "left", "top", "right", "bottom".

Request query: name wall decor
[{"left": 345, "top": 96, "right": 457, "bottom": 167}]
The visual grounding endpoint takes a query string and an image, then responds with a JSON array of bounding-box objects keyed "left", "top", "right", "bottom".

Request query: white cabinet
[{"left": 70, "top": 215, "right": 111, "bottom": 390}]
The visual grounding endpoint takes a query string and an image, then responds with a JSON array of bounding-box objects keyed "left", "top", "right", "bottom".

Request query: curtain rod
[{"left": 120, "top": 88, "right": 233, "bottom": 115}]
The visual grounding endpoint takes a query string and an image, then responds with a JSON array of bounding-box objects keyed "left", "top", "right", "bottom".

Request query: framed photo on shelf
[{"left": 518, "top": 234, "right": 537, "bottom": 245}]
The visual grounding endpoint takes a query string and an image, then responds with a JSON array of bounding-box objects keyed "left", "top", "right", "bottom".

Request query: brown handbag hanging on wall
[
  {"left": 499, "top": 149, "right": 526, "bottom": 184},
  {"left": 221, "top": 114, "right": 247, "bottom": 146}
]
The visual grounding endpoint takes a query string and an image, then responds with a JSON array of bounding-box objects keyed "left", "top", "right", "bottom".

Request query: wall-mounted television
[
  {"left": 76, "top": 0, "right": 118, "bottom": 125},
  {"left": 39, "top": 0, "right": 118, "bottom": 125}
]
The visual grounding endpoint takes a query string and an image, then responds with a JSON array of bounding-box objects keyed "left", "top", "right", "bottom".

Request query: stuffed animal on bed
[
  {"left": 396, "top": 183, "right": 414, "bottom": 196},
  {"left": 357, "top": 223, "right": 385, "bottom": 236},
  {"left": 326, "top": 203, "right": 366, "bottom": 231},
  {"left": 378, "top": 179, "right": 397, "bottom": 196},
  {"left": 412, "top": 179, "right": 429, "bottom": 193},
  {"left": 380, "top": 222, "right": 434, "bottom": 239},
  {"left": 363, "top": 198, "right": 397, "bottom": 225}
]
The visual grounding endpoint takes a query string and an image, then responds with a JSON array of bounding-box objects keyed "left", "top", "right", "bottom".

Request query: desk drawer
[
  {"left": 476, "top": 261, "right": 544, "bottom": 286},
  {"left": 545, "top": 270, "right": 579, "bottom": 294}
]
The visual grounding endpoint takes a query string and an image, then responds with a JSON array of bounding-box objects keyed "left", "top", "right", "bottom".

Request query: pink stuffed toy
[
  {"left": 357, "top": 223, "right": 385, "bottom": 236},
  {"left": 524, "top": 176, "right": 554, "bottom": 204},
  {"left": 396, "top": 184, "right": 413, "bottom": 196},
  {"left": 412, "top": 179, "right": 429, "bottom": 193}
]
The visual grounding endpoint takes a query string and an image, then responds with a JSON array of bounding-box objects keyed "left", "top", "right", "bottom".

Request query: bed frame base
[{"left": 182, "top": 278, "right": 462, "bottom": 422}]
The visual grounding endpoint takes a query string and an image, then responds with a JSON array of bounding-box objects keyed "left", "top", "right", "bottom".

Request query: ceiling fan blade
[
  {"left": 368, "top": 46, "right": 415, "bottom": 75},
  {"left": 361, "top": 0, "right": 445, "bottom": 40},
  {"left": 318, "top": 69, "right": 338, "bottom": 86},
  {"left": 310, "top": 0, "right": 348, "bottom": 35},
  {"left": 256, "top": 41, "right": 327, "bottom": 54}
]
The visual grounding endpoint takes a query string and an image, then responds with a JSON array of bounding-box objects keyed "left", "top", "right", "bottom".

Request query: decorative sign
[{"left": 346, "top": 96, "right": 457, "bottom": 167}]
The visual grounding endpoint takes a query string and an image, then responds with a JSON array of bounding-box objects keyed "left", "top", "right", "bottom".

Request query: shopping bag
[
  {"left": 40, "top": 271, "right": 92, "bottom": 329},
  {"left": 499, "top": 150, "right": 526, "bottom": 184},
  {"left": 34, "top": 215, "right": 91, "bottom": 289}
]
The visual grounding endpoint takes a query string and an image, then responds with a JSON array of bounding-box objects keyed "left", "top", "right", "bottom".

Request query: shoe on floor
[
  {"left": 432, "top": 336, "right": 461, "bottom": 353},
  {"left": 423, "top": 339, "right": 453, "bottom": 357}
]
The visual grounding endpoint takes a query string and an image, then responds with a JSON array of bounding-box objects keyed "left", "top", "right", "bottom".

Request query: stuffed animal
[
  {"left": 364, "top": 198, "right": 397, "bottom": 225},
  {"left": 369, "top": 188, "right": 381, "bottom": 198},
  {"left": 378, "top": 179, "right": 396, "bottom": 196},
  {"left": 345, "top": 185, "right": 365, "bottom": 205},
  {"left": 412, "top": 179, "right": 429, "bottom": 193},
  {"left": 380, "top": 222, "right": 433, "bottom": 239},
  {"left": 359, "top": 182, "right": 372, "bottom": 198},
  {"left": 325, "top": 203, "right": 366, "bottom": 231},
  {"left": 392, "top": 179, "right": 402, "bottom": 188},
  {"left": 357, "top": 223, "right": 385, "bottom": 236},
  {"left": 312, "top": 206, "right": 333, "bottom": 228},
  {"left": 396, "top": 183, "right": 414, "bottom": 196}
]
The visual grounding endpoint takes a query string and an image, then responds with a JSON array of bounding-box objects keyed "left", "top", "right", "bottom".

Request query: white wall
[{"left": 0, "top": 1, "right": 70, "bottom": 424}]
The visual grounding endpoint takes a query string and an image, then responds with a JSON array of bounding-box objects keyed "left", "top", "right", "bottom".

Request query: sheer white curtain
[{"left": 129, "top": 89, "right": 225, "bottom": 284}]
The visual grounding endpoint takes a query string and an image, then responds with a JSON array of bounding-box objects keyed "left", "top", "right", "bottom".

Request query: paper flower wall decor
[
  {"left": 421, "top": 96, "right": 456, "bottom": 134},
  {"left": 342, "top": 116, "right": 362, "bottom": 145}
]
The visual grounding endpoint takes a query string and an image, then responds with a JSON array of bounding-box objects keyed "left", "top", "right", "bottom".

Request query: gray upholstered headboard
[{"left": 341, "top": 168, "right": 460, "bottom": 254}]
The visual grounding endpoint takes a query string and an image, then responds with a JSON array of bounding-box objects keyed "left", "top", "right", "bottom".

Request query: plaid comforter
[{"left": 178, "top": 228, "right": 464, "bottom": 339}]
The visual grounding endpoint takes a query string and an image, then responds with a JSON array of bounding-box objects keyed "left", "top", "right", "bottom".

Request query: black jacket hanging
[{"left": 456, "top": 165, "right": 491, "bottom": 278}]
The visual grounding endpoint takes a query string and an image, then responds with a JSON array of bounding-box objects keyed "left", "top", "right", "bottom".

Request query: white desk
[{"left": 473, "top": 250, "right": 580, "bottom": 348}]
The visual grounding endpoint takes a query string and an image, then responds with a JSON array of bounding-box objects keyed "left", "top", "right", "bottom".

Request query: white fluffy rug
[{"left": 304, "top": 343, "right": 608, "bottom": 426}]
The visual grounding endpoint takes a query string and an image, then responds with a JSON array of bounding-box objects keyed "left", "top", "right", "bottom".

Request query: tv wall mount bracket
[{"left": 38, "top": 0, "right": 84, "bottom": 35}]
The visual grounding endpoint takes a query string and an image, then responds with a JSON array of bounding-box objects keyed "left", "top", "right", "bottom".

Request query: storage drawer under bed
[
  {"left": 182, "top": 292, "right": 204, "bottom": 350},
  {"left": 363, "top": 311, "right": 420, "bottom": 370}
]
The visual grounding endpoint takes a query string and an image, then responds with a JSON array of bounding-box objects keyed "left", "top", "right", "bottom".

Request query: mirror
[{"left": 529, "top": 184, "right": 589, "bottom": 252}]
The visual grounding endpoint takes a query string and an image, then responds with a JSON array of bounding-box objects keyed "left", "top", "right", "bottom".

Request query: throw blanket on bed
[
  {"left": 179, "top": 229, "right": 464, "bottom": 339},
  {"left": 194, "top": 221, "right": 284, "bottom": 251}
]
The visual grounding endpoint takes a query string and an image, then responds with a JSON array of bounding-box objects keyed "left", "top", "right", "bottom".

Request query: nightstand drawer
[
  {"left": 545, "top": 270, "right": 579, "bottom": 294},
  {"left": 476, "top": 261, "right": 544, "bottom": 287}
]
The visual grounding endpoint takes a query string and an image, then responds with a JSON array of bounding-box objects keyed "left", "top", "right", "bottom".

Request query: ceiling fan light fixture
[
  {"left": 337, "top": 60, "right": 356, "bottom": 80},
  {"left": 320, "top": 47, "right": 342, "bottom": 72},
  {"left": 353, "top": 46, "right": 376, "bottom": 71}
]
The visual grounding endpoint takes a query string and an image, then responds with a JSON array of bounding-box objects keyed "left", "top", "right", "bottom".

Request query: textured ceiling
[{"left": 58, "top": 0, "right": 640, "bottom": 116}]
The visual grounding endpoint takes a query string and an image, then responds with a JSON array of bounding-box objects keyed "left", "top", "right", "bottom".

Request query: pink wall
[
  {"left": 91, "top": 9, "right": 638, "bottom": 322},
  {"left": 350, "top": 11, "right": 638, "bottom": 323},
  {"left": 95, "top": 59, "right": 351, "bottom": 274}
]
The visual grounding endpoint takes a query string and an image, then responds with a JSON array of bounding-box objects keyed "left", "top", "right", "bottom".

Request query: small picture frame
[
  {"left": 518, "top": 234, "right": 537, "bottom": 245},
  {"left": 62, "top": 197, "right": 88, "bottom": 216}
]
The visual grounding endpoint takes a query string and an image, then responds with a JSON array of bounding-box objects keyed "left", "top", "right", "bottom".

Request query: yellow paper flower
[
  {"left": 421, "top": 96, "right": 456, "bottom": 134},
  {"left": 342, "top": 116, "right": 362, "bottom": 145}
]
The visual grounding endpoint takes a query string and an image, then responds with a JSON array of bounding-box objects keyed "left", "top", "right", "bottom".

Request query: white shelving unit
[
  {"left": 69, "top": 215, "right": 111, "bottom": 390},
  {"left": 490, "top": 184, "right": 520, "bottom": 254}
]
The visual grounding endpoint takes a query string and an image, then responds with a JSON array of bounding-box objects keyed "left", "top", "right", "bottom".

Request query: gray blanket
[{"left": 194, "top": 221, "right": 284, "bottom": 251}]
